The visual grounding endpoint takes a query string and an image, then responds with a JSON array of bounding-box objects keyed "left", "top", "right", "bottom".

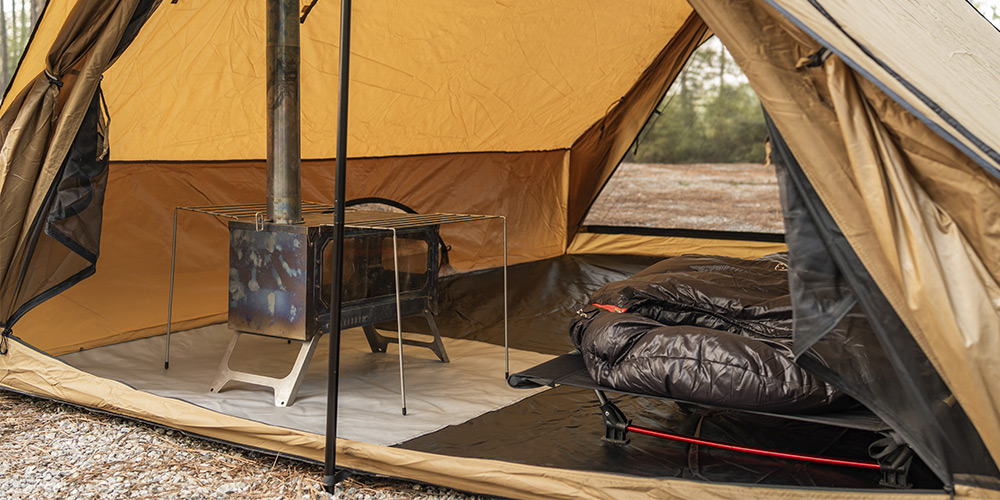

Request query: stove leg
[
  {"left": 209, "top": 331, "right": 321, "bottom": 407},
  {"left": 422, "top": 310, "right": 449, "bottom": 363},
  {"left": 356, "top": 313, "right": 449, "bottom": 363},
  {"left": 362, "top": 325, "right": 389, "bottom": 353}
]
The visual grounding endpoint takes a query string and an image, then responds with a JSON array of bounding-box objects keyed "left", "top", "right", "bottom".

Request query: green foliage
[
  {"left": 970, "top": 2, "right": 1000, "bottom": 25},
  {"left": 0, "top": 0, "right": 44, "bottom": 90},
  {"left": 628, "top": 38, "right": 766, "bottom": 165}
]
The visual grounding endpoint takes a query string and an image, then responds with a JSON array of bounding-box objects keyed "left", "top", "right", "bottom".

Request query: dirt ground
[{"left": 584, "top": 162, "right": 784, "bottom": 234}]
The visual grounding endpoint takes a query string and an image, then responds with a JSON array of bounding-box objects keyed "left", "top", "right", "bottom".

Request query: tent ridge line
[{"left": 762, "top": 0, "right": 1000, "bottom": 184}]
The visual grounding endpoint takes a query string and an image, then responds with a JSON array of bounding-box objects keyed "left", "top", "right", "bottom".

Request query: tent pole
[
  {"left": 265, "top": 0, "right": 302, "bottom": 224},
  {"left": 324, "top": 0, "right": 352, "bottom": 491}
]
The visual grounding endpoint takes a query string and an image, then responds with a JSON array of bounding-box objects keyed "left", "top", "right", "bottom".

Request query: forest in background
[
  {"left": 626, "top": 37, "right": 766, "bottom": 165},
  {"left": 626, "top": 2, "right": 1000, "bottom": 165},
  {"left": 0, "top": 0, "right": 43, "bottom": 91}
]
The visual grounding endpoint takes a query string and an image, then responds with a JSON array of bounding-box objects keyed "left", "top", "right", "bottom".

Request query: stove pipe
[{"left": 266, "top": 0, "right": 302, "bottom": 224}]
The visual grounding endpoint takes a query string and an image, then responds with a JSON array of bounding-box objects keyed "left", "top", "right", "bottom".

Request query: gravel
[{"left": 0, "top": 390, "right": 494, "bottom": 500}]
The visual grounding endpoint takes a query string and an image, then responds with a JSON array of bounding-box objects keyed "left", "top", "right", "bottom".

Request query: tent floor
[
  {"left": 59, "top": 324, "right": 552, "bottom": 446},
  {"left": 60, "top": 254, "right": 941, "bottom": 489}
]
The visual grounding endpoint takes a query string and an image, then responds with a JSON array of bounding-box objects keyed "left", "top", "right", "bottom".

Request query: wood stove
[
  {"left": 211, "top": 210, "right": 455, "bottom": 407},
  {"left": 163, "top": 204, "right": 506, "bottom": 410},
  {"left": 226, "top": 211, "right": 442, "bottom": 343}
]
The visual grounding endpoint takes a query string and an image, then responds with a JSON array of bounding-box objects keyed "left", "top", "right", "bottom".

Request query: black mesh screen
[{"left": 767, "top": 113, "right": 997, "bottom": 486}]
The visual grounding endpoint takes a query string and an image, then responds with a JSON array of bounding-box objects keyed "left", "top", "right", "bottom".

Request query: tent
[{"left": 1, "top": 0, "right": 1000, "bottom": 498}]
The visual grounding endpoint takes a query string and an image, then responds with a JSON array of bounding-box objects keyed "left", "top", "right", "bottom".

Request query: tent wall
[
  {"left": 15, "top": 150, "right": 568, "bottom": 354},
  {"left": 566, "top": 13, "right": 707, "bottom": 236},
  {"left": 0, "top": 0, "right": 159, "bottom": 339},
  {"left": 763, "top": 0, "right": 1000, "bottom": 179},
  {"left": 100, "top": 0, "right": 695, "bottom": 161},
  {"left": 691, "top": 0, "right": 1000, "bottom": 475},
  {"left": 567, "top": 232, "right": 786, "bottom": 260},
  {"left": 0, "top": 0, "right": 723, "bottom": 351},
  {"left": 771, "top": 113, "right": 995, "bottom": 484}
]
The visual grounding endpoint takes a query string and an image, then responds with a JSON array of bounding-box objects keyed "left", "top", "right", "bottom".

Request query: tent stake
[{"left": 324, "top": 0, "right": 352, "bottom": 491}]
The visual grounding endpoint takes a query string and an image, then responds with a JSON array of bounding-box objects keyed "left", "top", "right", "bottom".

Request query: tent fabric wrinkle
[
  {"left": 823, "top": 57, "right": 1000, "bottom": 470},
  {"left": 769, "top": 110, "right": 997, "bottom": 484},
  {"left": 765, "top": 0, "right": 1000, "bottom": 181},
  {"left": 102, "top": 0, "right": 695, "bottom": 161}
]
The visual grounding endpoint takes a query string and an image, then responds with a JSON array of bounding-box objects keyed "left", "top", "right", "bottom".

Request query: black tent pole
[{"left": 323, "top": 0, "right": 352, "bottom": 491}]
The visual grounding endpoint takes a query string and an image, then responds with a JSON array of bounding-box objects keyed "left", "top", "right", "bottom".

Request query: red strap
[
  {"left": 627, "top": 425, "right": 881, "bottom": 470},
  {"left": 592, "top": 303, "right": 627, "bottom": 314}
]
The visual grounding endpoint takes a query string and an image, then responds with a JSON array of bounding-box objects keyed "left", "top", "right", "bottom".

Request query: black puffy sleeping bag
[{"left": 569, "top": 253, "right": 848, "bottom": 414}]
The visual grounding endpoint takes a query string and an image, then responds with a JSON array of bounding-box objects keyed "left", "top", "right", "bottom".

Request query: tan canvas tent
[{"left": 2, "top": 0, "right": 1000, "bottom": 498}]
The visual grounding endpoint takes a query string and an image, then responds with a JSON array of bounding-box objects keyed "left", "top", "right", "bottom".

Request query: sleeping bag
[{"left": 569, "top": 253, "right": 848, "bottom": 413}]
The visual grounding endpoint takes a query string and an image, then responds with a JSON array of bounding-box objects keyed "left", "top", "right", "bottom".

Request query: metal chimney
[{"left": 266, "top": 0, "right": 302, "bottom": 224}]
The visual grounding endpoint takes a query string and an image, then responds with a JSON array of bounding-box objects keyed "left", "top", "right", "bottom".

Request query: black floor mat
[
  {"left": 391, "top": 254, "right": 941, "bottom": 489},
  {"left": 399, "top": 385, "right": 940, "bottom": 489}
]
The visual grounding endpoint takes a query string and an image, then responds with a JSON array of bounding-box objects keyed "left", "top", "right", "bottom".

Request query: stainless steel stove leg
[{"left": 209, "top": 331, "right": 321, "bottom": 407}]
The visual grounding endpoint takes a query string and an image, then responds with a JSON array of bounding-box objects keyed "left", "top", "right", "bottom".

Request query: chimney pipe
[{"left": 266, "top": 0, "right": 302, "bottom": 224}]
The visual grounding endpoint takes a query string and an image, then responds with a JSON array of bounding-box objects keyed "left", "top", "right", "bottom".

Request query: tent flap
[
  {"left": 0, "top": 0, "right": 159, "bottom": 332},
  {"left": 770, "top": 112, "right": 997, "bottom": 484},
  {"left": 692, "top": 0, "right": 1000, "bottom": 477}
]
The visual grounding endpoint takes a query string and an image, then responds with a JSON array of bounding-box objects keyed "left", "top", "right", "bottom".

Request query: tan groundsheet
[
  {"left": 0, "top": 336, "right": 961, "bottom": 500},
  {"left": 692, "top": 0, "right": 1000, "bottom": 466},
  {"left": 568, "top": 232, "right": 786, "bottom": 260}
]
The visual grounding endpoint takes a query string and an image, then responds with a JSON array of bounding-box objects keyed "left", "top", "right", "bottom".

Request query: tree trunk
[
  {"left": 718, "top": 48, "right": 727, "bottom": 92},
  {"left": 1, "top": 0, "right": 8, "bottom": 89},
  {"left": 12, "top": 0, "right": 20, "bottom": 57}
]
